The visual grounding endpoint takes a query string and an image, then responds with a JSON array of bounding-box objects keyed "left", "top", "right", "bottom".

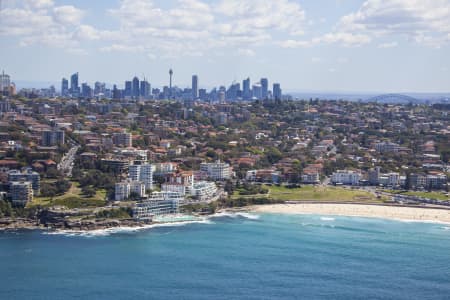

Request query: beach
[{"left": 251, "top": 203, "right": 450, "bottom": 223}]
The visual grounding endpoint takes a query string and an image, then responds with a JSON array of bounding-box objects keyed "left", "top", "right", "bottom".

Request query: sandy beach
[{"left": 251, "top": 203, "right": 450, "bottom": 223}]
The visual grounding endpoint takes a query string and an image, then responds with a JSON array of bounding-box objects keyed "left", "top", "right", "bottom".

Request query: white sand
[{"left": 251, "top": 203, "right": 450, "bottom": 223}]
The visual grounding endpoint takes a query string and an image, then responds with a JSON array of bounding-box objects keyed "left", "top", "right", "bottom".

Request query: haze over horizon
[{"left": 1, "top": 0, "right": 450, "bottom": 93}]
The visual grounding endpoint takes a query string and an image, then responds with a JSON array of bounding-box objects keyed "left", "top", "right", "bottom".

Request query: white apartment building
[
  {"left": 129, "top": 163, "right": 155, "bottom": 191},
  {"left": 189, "top": 181, "right": 218, "bottom": 201},
  {"left": 115, "top": 181, "right": 131, "bottom": 201},
  {"left": 331, "top": 170, "right": 361, "bottom": 186},
  {"left": 200, "top": 161, "right": 232, "bottom": 180}
]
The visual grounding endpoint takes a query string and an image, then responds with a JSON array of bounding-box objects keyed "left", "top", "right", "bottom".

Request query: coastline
[{"left": 250, "top": 203, "right": 450, "bottom": 223}]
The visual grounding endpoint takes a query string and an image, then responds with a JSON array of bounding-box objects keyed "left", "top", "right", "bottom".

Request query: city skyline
[
  {"left": 57, "top": 70, "right": 283, "bottom": 101},
  {"left": 1, "top": 0, "right": 450, "bottom": 93}
]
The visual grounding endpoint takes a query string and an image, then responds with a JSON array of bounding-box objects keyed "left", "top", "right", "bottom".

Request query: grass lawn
[
  {"left": 385, "top": 190, "right": 449, "bottom": 201},
  {"left": 265, "top": 185, "right": 385, "bottom": 202},
  {"left": 30, "top": 181, "right": 107, "bottom": 209}
]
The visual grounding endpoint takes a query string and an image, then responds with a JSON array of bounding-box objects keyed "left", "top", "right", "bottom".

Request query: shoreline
[
  {"left": 250, "top": 203, "right": 450, "bottom": 224},
  {"left": 2, "top": 203, "right": 450, "bottom": 233}
]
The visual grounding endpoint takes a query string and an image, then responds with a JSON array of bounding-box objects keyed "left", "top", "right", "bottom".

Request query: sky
[{"left": 1, "top": 0, "right": 450, "bottom": 93}]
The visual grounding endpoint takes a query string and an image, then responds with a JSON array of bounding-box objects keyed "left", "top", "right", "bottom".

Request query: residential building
[
  {"left": 42, "top": 130, "right": 65, "bottom": 146},
  {"left": 189, "top": 181, "right": 218, "bottom": 201},
  {"left": 128, "top": 162, "right": 154, "bottom": 191},
  {"left": 331, "top": 170, "right": 361, "bottom": 185},
  {"left": 132, "top": 191, "right": 183, "bottom": 221},
  {"left": 8, "top": 168, "right": 40, "bottom": 194},
  {"left": 115, "top": 181, "right": 131, "bottom": 201},
  {"left": 112, "top": 131, "right": 132, "bottom": 148},
  {"left": 115, "top": 180, "right": 146, "bottom": 201},
  {"left": 10, "top": 181, "right": 33, "bottom": 206},
  {"left": 200, "top": 160, "right": 232, "bottom": 180},
  {"left": 301, "top": 171, "right": 320, "bottom": 184}
]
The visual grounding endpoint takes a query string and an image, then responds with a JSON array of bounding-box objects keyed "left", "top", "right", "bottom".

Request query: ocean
[{"left": 1, "top": 213, "right": 449, "bottom": 299}]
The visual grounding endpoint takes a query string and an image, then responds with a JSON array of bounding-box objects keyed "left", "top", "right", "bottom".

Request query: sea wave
[
  {"left": 42, "top": 219, "right": 214, "bottom": 237},
  {"left": 320, "top": 217, "right": 335, "bottom": 221},
  {"left": 210, "top": 211, "right": 260, "bottom": 220}
]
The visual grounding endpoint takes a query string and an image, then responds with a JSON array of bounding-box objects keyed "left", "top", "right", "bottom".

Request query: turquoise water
[{"left": 1, "top": 213, "right": 450, "bottom": 299}]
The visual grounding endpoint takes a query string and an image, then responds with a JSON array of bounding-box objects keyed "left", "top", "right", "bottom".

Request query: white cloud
[
  {"left": 104, "top": 0, "right": 307, "bottom": 57},
  {"left": 279, "top": 39, "right": 314, "bottom": 48},
  {"left": 378, "top": 41, "right": 399, "bottom": 48},
  {"left": 337, "top": 0, "right": 450, "bottom": 47},
  {"left": 311, "top": 57, "right": 323, "bottom": 63},
  {"left": 100, "top": 44, "right": 145, "bottom": 53},
  {"left": 320, "top": 32, "right": 371, "bottom": 46},
  {"left": 0, "top": 1, "right": 88, "bottom": 51},
  {"left": 53, "top": 5, "right": 84, "bottom": 26},
  {"left": 236, "top": 48, "right": 256, "bottom": 57}
]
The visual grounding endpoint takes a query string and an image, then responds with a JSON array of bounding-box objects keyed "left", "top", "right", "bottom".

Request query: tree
[
  {"left": 81, "top": 186, "right": 96, "bottom": 198},
  {"left": 224, "top": 180, "right": 234, "bottom": 195}
]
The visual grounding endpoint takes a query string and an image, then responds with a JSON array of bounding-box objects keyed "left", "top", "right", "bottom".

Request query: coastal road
[{"left": 58, "top": 145, "right": 80, "bottom": 177}]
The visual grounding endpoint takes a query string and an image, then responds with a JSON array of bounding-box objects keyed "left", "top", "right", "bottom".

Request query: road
[{"left": 57, "top": 145, "right": 80, "bottom": 177}]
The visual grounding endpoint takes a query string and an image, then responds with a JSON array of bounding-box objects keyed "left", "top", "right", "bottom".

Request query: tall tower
[
  {"left": 169, "top": 69, "right": 173, "bottom": 99},
  {"left": 192, "top": 75, "right": 198, "bottom": 99}
]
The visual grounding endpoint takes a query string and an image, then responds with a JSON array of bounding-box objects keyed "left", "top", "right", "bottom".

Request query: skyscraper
[
  {"left": 243, "top": 77, "right": 251, "bottom": 100},
  {"left": 61, "top": 78, "right": 69, "bottom": 97},
  {"left": 81, "top": 83, "right": 92, "bottom": 98},
  {"left": 169, "top": 69, "right": 173, "bottom": 99},
  {"left": 0, "top": 71, "right": 11, "bottom": 95},
  {"left": 112, "top": 84, "right": 121, "bottom": 99},
  {"left": 260, "top": 78, "right": 268, "bottom": 99},
  {"left": 192, "top": 75, "right": 198, "bottom": 99},
  {"left": 70, "top": 72, "right": 79, "bottom": 96},
  {"left": 140, "top": 79, "right": 150, "bottom": 99},
  {"left": 132, "top": 76, "right": 140, "bottom": 98},
  {"left": 253, "top": 83, "right": 262, "bottom": 99},
  {"left": 94, "top": 82, "right": 105, "bottom": 96},
  {"left": 273, "top": 83, "right": 282, "bottom": 100},
  {"left": 124, "top": 81, "right": 132, "bottom": 97}
]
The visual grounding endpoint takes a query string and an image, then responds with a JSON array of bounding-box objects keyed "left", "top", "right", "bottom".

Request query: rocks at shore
[{"left": 1, "top": 209, "right": 143, "bottom": 232}]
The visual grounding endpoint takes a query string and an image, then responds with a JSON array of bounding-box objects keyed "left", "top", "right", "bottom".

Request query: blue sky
[{"left": 1, "top": 0, "right": 450, "bottom": 93}]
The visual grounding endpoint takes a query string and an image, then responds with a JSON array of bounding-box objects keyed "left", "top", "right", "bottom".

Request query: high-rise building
[
  {"left": 61, "top": 78, "right": 69, "bottom": 97},
  {"left": 94, "top": 82, "right": 105, "bottom": 96},
  {"left": 243, "top": 77, "right": 251, "bottom": 100},
  {"left": 0, "top": 70, "right": 11, "bottom": 95},
  {"left": 70, "top": 72, "right": 79, "bottom": 96},
  {"left": 252, "top": 83, "right": 262, "bottom": 99},
  {"left": 273, "top": 83, "right": 282, "bottom": 100},
  {"left": 169, "top": 69, "right": 173, "bottom": 99},
  {"left": 260, "top": 78, "right": 268, "bottom": 99},
  {"left": 124, "top": 81, "right": 132, "bottom": 97},
  {"left": 132, "top": 76, "right": 140, "bottom": 98},
  {"left": 140, "top": 79, "right": 150, "bottom": 98},
  {"left": 192, "top": 75, "right": 198, "bottom": 99},
  {"left": 42, "top": 130, "right": 65, "bottom": 147},
  {"left": 112, "top": 84, "right": 121, "bottom": 99},
  {"left": 8, "top": 169, "right": 41, "bottom": 195},
  {"left": 10, "top": 181, "right": 33, "bottom": 206},
  {"left": 129, "top": 162, "right": 155, "bottom": 191},
  {"left": 200, "top": 161, "right": 232, "bottom": 180},
  {"left": 199, "top": 88, "right": 207, "bottom": 101},
  {"left": 226, "top": 82, "right": 240, "bottom": 101},
  {"left": 112, "top": 131, "right": 132, "bottom": 148},
  {"left": 81, "top": 83, "right": 92, "bottom": 98}
]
